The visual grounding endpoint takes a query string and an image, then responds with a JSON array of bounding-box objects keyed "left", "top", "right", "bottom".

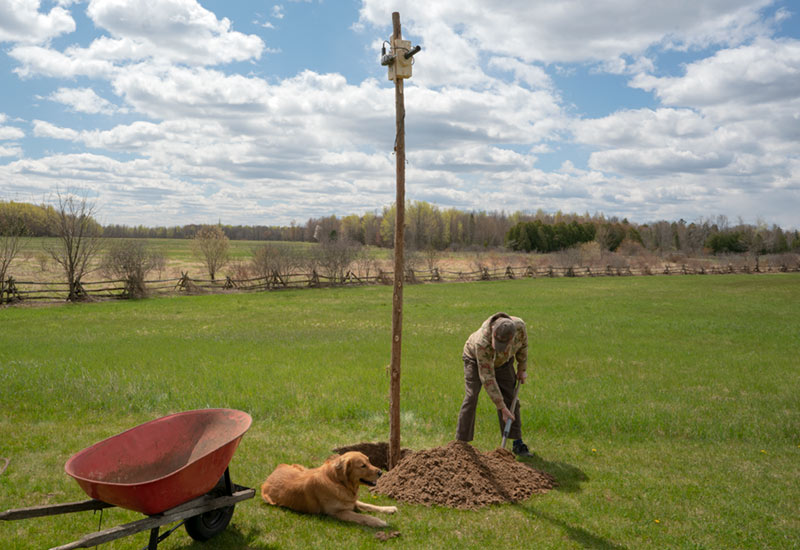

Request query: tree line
[
  {"left": 3, "top": 195, "right": 799, "bottom": 303},
  {"left": 3, "top": 198, "right": 799, "bottom": 256}
]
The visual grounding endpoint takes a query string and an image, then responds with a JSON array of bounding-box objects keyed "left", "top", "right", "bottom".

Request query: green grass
[{"left": 1, "top": 274, "right": 799, "bottom": 549}]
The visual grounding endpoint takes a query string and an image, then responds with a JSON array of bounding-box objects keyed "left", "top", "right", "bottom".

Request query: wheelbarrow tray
[{"left": 64, "top": 408, "right": 251, "bottom": 515}]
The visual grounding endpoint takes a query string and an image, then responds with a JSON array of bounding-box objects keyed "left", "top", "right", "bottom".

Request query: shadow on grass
[
  {"left": 519, "top": 505, "right": 629, "bottom": 550},
  {"left": 518, "top": 451, "right": 589, "bottom": 493},
  {"left": 176, "top": 524, "right": 279, "bottom": 550},
  {"left": 514, "top": 453, "right": 626, "bottom": 549}
]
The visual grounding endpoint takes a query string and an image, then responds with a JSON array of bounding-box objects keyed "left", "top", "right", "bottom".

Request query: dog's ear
[
  {"left": 333, "top": 455, "right": 350, "bottom": 484},
  {"left": 344, "top": 456, "right": 355, "bottom": 480}
]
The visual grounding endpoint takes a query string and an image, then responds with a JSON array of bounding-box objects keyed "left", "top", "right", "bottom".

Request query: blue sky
[{"left": 1, "top": 0, "right": 798, "bottom": 230}]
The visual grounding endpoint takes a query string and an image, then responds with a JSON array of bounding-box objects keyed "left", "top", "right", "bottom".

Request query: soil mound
[
  {"left": 332, "top": 442, "right": 413, "bottom": 471},
  {"left": 368, "top": 440, "right": 557, "bottom": 510}
]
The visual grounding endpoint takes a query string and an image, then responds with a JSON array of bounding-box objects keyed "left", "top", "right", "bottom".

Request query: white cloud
[
  {"left": 0, "top": 115, "right": 25, "bottom": 140},
  {"left": 81, "top": 121, "right": 166, "bottom": 151},
  {"left": 409, "top": 83, "right": 565, "bottom": 149},
  {"left": 0, "top": 112, "right": 24, "bottom": 157},
  {"left": 488, "top": 56, "right": 552, "bottom": 89},
  {"left": 85, "top": 0, "right": 265, "bottom": 65},
  {"left": 414, "top": 144, "right": 535, "bottom": 173},
  {"left": 589, "top": 147, "right": 734, "bottom": 176},
  {"left": 0, "top": 145, "right": 22, "bottom": 157},
  {"left": 10, "top": 45, "right": 116, "bottom": 79},
  {"left": 632, "top": 37, "right": 800, "bottom": 109},
  {"left": 48, "top": 87, "right": 124, "bottom": 115},
  {"left": 358, "top": 0, "right": 776, "bottom": 64},
  {"left": 0, "top": 0, "right": 75, "bottom": 44},
  {"left": 33, "top": 119, "right": 80, "bottom": 140},
  {"left": 10, "top": 0, "right": 265, "bottom": 78},
  {"left": 596, "top": 55, "right": 655, "bottom": 76},
  {"left": 110, "top": 65, "right": 271, "bottom": 119},
  {"left": 576, "top": 36, "right": 800, "bottom": 181},
  {"left": 573, "top": 99, "right": 798, "bottom": 180},
  {"left": 0, "top": 126, "right": 24, "bottom": 139},
  {"left": 574, "top": 108, "right": 712, "bottom": 149}
]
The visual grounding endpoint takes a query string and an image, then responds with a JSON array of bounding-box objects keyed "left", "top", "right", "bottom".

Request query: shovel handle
[
  {"left": 501, "top": 418, "right": 513, "bottom": 443},
  {"left": 500, "top": 380, "right": 521, "bottom": 449}
]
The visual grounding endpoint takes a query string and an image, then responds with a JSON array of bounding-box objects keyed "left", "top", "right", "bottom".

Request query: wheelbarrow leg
[
  {"left": 148, "top": 527, "right": 159, "bottom": 550},
  {"left": 224, "top": 467, "right": 233, "bottom": 495}
]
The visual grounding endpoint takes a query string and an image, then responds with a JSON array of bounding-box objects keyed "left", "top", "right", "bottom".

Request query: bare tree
[
  {"left": 553, "top": 247, "right": 582, "bottom": 269},
  {"left": 423, "top": 245, "right": 441, "bottom": 272},
  {"left": 100, "top": 239, "right": 165, "bottom": 298},
  {"left": 44, "top": 191, "right": 103, "bottom": 301},
  {"left": 251, "top": 243, "right": 304, "bottom": 286},
  {"left": 192, "top": 225, "right": 229, "bottom": 281},
  {"left": 0, "top": 204, "right": 28, "bottom": 299},
  {"left": 313, "top": 236, "right": 362, "bottom": 283},
  {"left": 353, "top": 251, "right": 380, "bottom": 279}
]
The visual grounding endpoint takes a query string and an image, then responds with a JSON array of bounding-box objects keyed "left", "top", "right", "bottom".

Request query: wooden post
[{"left": 388, "top": 11, "right": 405, "bottom": 471}]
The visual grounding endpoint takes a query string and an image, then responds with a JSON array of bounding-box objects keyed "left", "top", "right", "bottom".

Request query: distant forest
[{"left": 2, "top": 199, "right": 798, "bottom": 256}]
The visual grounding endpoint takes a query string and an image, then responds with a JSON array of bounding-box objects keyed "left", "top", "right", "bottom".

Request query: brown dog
[{"left": 261, "top": 451, "right": 398, "bottom": 527}]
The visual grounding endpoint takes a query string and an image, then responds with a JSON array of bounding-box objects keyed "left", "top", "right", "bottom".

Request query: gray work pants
[{"left": 456, "top": 355, "right": 521, "bottom": 442}]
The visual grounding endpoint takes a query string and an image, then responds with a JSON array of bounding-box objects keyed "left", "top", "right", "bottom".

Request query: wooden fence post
[
  {"left": 0, "top": 277, "right": 20, "bottom": 304},
  {"left": 176, "top": 272, "right": 188, "bottom": 291}
]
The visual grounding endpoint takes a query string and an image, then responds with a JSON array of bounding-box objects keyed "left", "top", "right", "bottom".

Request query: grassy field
[
  {"left": 11, "top": 238, "right": 320, "bottom": 282},
  {"left": 15, "top": 236, "right": 290, "bottom": 260},
  {"left": 7, "top": 236, "right": 591, "bottom": 284},
  {"left": 1, "top": 274, "right": 799, "bottom": 549}
]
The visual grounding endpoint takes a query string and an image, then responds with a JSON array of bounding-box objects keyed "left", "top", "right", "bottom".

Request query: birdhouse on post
[{"left": 381, "top": 32, "right": 421, "bottom": 80}]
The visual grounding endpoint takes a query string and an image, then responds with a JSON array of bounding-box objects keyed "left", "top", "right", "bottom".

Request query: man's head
[{"left": 492, "top": 318, "right": 515, "bottom": 352}]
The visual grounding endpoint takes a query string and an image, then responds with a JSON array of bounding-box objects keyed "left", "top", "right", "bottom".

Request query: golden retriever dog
[{"left": 261, "top": 451, "right": 398, "bottom": 527}]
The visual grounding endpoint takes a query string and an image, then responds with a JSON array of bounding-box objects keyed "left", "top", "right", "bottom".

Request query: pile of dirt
[
  {"left": 332, "top": 442, "right": 413, "bottom": 471},
  {"left": 336, "top": 440, "right": 556, "bottom": 510}
]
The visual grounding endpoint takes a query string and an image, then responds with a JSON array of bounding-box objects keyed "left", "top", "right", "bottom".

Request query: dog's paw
[
  {"left": 385, "top": 506, "right": 398, "bottom": 514},
  {"left": 370, "top": 517, "right": 389, "bottom": 528}
]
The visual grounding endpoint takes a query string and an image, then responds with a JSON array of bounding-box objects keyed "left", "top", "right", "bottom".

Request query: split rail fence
[{"left": 2, "top": 261, "right": 799, "bottom": 305}]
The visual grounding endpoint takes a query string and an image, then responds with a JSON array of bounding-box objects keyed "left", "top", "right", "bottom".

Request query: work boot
[{"left": 512, "top": 439, "right": 533, "bottom": 457}]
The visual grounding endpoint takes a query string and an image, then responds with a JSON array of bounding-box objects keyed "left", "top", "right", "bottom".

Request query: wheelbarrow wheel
[{"left": 184, "top": 504, "right": 235, "bottom": 541}]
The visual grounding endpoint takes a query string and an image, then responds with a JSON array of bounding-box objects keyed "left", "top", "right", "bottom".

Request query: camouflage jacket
[{"left": 463, "top": 314, "right": 528, "bottom": 409}]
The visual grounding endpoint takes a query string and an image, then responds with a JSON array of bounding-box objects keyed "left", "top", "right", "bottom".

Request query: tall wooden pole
[{"left": 389, "top": 11, "right": 405, "bottom": 471}]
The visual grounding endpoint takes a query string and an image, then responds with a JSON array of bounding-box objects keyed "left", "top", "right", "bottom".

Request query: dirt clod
[{"left": 375, "top": 530, "right": 401, "bottom": 541}]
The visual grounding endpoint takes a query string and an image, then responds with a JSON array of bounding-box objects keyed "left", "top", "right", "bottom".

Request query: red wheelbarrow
[{"left": 1, "top": 408, "right": 254, "bottom": 549}]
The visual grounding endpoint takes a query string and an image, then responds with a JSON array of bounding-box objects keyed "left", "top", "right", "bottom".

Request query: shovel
[{"left": 500, "top": 379, "right": 521, "bottom": 449}]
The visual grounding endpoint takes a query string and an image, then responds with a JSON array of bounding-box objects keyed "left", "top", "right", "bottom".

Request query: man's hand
[
  {"left": 517, "top": 370, "right": 528, "bottom": 384},
  {"left": 500, "top": 406, "right": 515, "bottom": 424}
]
